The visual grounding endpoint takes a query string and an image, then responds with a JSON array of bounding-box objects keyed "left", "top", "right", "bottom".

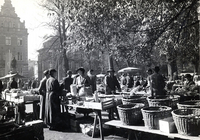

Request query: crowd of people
[{"left": 0, "top": 65, "right": 199, "bottom": 131}]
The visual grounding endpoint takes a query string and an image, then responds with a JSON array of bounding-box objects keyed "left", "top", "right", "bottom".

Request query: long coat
[
  {"left": 44, "top": 76, "right": 61, "bottom": 127},
  {"left": 104, "top": 75, "right": 121, "bottom": 94},
  {"left": 38, "top": 77, "right": 48, "bottom": 120}
]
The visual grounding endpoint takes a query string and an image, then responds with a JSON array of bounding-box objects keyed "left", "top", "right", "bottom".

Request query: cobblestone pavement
[{"left": 44, "top": 128, "right": 127, "bottom": 140}]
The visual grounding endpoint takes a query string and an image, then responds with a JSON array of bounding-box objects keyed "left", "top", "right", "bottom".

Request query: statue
[{"left": 11, "top": 57, "right": 17, "bottom": 71}]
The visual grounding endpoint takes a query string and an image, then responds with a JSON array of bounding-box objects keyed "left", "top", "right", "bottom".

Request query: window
[
  {"left": 17, "top": 52, "right": 23, "bottom": 61},
  {"left": 6, "top": 37, "right": 11, "bottom": 45},
  {"left": 13, "top": 23, "right": 15, "bottom": 28},
  {"left": 17, "top": 23, "right": 20, "bottom": 31},
  {"left": 1, "top": 23, "right": 3, "bottom": 27},
  {"left": 9, "top": 22, "right": 12, "bottom": 28},
  {"left": 17, "top": 38, "right": 23, "bottom": 46}
]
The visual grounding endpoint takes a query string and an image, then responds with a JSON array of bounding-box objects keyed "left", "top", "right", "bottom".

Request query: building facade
[{"left": 0, "top": 0, "right": 28, "bottom": 77}]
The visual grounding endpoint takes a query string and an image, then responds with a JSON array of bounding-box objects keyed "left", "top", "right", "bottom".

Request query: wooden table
[
  {"left": 67, "top": 99, "right": 115, "bottom": 140},
  {"left": 105, "top": 120, "right": 200, "bottom": 140},
  {"left": 3, "top": 93, "right": 41, "bottom": 123}
]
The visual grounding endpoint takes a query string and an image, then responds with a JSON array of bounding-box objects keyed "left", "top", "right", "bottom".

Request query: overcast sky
[{"left": 0, "top": 0, "right": 51, "bottom": 61}]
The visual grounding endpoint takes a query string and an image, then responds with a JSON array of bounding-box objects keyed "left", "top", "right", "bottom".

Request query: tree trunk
[
  {"left": 167, "top": 57, "right": 177, "bottom": 81},
  {"left": 63, "top": 48, "right": 69, "bottom": 74}
]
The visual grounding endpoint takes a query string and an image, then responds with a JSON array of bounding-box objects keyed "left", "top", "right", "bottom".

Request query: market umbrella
[
  {"left": 0, "top": 73, "right": 25, "bottom": 79},
  {"left": 96, "top": 74, "right": 105, "bottom": 78},
  {"left": 118, "top": 67, "right": 140, "bottom": 73}
]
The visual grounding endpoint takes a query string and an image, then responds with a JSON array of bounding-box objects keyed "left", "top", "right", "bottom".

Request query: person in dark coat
[
  {"left": 44, "top": 69, "right": 61, "bottom": 130},
  {"left": 104, "top": 69, "right": 121, "bottom": 94},
  {"left": 150, "top": 66, "right": 166, "bottom": 96},
  {"left": 61, "top": 70, "right": 73, "bottom": 93},
  {"left": 7, "top": 77, "right": 18, "bottom": 90},
  {"left": 38, "top": 70, "right": 49, "bottom": 120}
]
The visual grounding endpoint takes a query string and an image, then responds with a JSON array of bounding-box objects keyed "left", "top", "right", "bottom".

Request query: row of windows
[
  {"left": 1, "top": 52, "right": 23, "bottom": 61},
  {"left": 1, "top": 22, "right": 20, "bottom": 29},
  {"left": 5, "top": 37, "right": 23, "bottom": 46}
]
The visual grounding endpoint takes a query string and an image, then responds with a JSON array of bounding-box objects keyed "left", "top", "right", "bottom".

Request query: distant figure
[
  {"left": 134, "top": 76, "right": 141, "bottom": 87},
  {"left": 150, "top": 66, "right": 166, "bottom": 96},
  {"left": 17, "top": 79, "right": 23, "bottom": 89},
  {"left": 38, "top": 70, "right": 49, "bottom": 120},
  {"left": 120, "top": 73, "right": 127, "bottom": 89},
  {"left": 126, "top": 73, "right": 134, "bottom": 88},
  {"left": 61, "top": 70, "right": 73, "bottom": 93},
  {"left": 86, "top": 69, "right": 97, "bottom": 93},
  {"left": 28, "top": 79, "right": 32, "bottom": 89},
  {"left": 31, "top": 78, "right": 39, "bottom": 89},
  {"left": 104, "top": 69, "right": 121, "bottom": 94},
  {"left": 7, "top": 77, "right": 18, "bottom": 90},
  {"left": 143, "top": 69, "right": 153, "bottom": 88},
  {"left": 193, "top": 73, "right": 199, "bottom": 85}
]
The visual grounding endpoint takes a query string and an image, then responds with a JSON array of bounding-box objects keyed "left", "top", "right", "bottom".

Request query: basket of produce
[
  {"left": 169, "top": 95, "right": 180, "bottom": 109},
  {"left": 117, "top": 103, "right": 144, "bottom": 125},
  {"left": 147, "top": 95, "right": 172, "bottom": 107},
  {"left": 177, "top": 100, "right": 200, "bottom": 109},
  {"left": 172, "top": 108, "right": 200, "bottom": 136},
  {"left": 141, "top": 106, "right": 172, "bottom": 129},
  {"left": 122, "top": 95, "right": 147, "bottom": 106}
]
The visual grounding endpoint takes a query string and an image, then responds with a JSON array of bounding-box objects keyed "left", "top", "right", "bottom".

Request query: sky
[{"left": 0, "top": 0, "right": 52, "bottom": 61}]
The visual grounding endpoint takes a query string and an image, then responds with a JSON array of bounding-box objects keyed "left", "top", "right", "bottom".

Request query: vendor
[
  {"left": 104, "top": 68, "right": 121, "bottom": 94},
  {"left": 73, "top": 67, "right": 90, "bottom": 92},
  {"left": 178, "top": 74, "right": 199, "bottom": 101}
]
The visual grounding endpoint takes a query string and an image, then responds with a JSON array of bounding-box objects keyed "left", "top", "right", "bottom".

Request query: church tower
[{"left": 0, "top": 0, "right": 28, "bottom": 77}]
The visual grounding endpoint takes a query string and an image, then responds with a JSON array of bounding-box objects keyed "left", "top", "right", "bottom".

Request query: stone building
[{"left": 0, "top": 0, "right": 28, "bottom": 77}]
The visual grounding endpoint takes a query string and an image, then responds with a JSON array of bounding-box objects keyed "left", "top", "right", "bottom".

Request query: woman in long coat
[{"left": 44, "top": 69, "right": 61, "bottom": 129}]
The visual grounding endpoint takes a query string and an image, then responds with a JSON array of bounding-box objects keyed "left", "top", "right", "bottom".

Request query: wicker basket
[
  {"left": 122, "top": 95, "right": 147, "bottom": 106},
  {"left": 177, "top": 100, "right": 200, "bottom": 109},
  {"left": 172, "top": 108, "right": 200, "bottom": 136},
  {"left": 117, "top": 103, "right": 144, "bottom": 125},
  {"left": 147, "top": 96, "right": 172, "bottom": 107},
  {"left": 141, "top": 106, "right": 172, "bottom": 129}
]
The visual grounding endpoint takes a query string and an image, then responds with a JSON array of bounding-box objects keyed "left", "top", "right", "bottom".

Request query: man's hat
[
  {"left": 49, "top": 68, "right": 57, "bottom": 73},
  {"left": 76, "top": 67, "right": 85, "bottom": 73},
  {"left": 67, "top": 70, "right": 72, "bottom": 74},
  {"left": 43, "top": 70, "right": 49, "bottom": 75},
  {"left": 185, "top": 74, "right": 192, "bottom": 79}
]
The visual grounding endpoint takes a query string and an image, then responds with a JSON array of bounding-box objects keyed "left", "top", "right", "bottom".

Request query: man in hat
[
  {"left": 38, "top": 70, "right": 49, "bottom": 120},
  {"left": 61, "top": 70, "right": 73, "bottom": 93},
  {"left": 45, "top": 69, "right": 62, "bottom": 130},
  {"left": 104, "top": 69, "right": 121, "bottom": 94},
  {"left": 104, "top": 69, "right": 121, "bottom": 119},
  {"left": 150, "top": 66, "right": 166, "bottom": 96}
]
